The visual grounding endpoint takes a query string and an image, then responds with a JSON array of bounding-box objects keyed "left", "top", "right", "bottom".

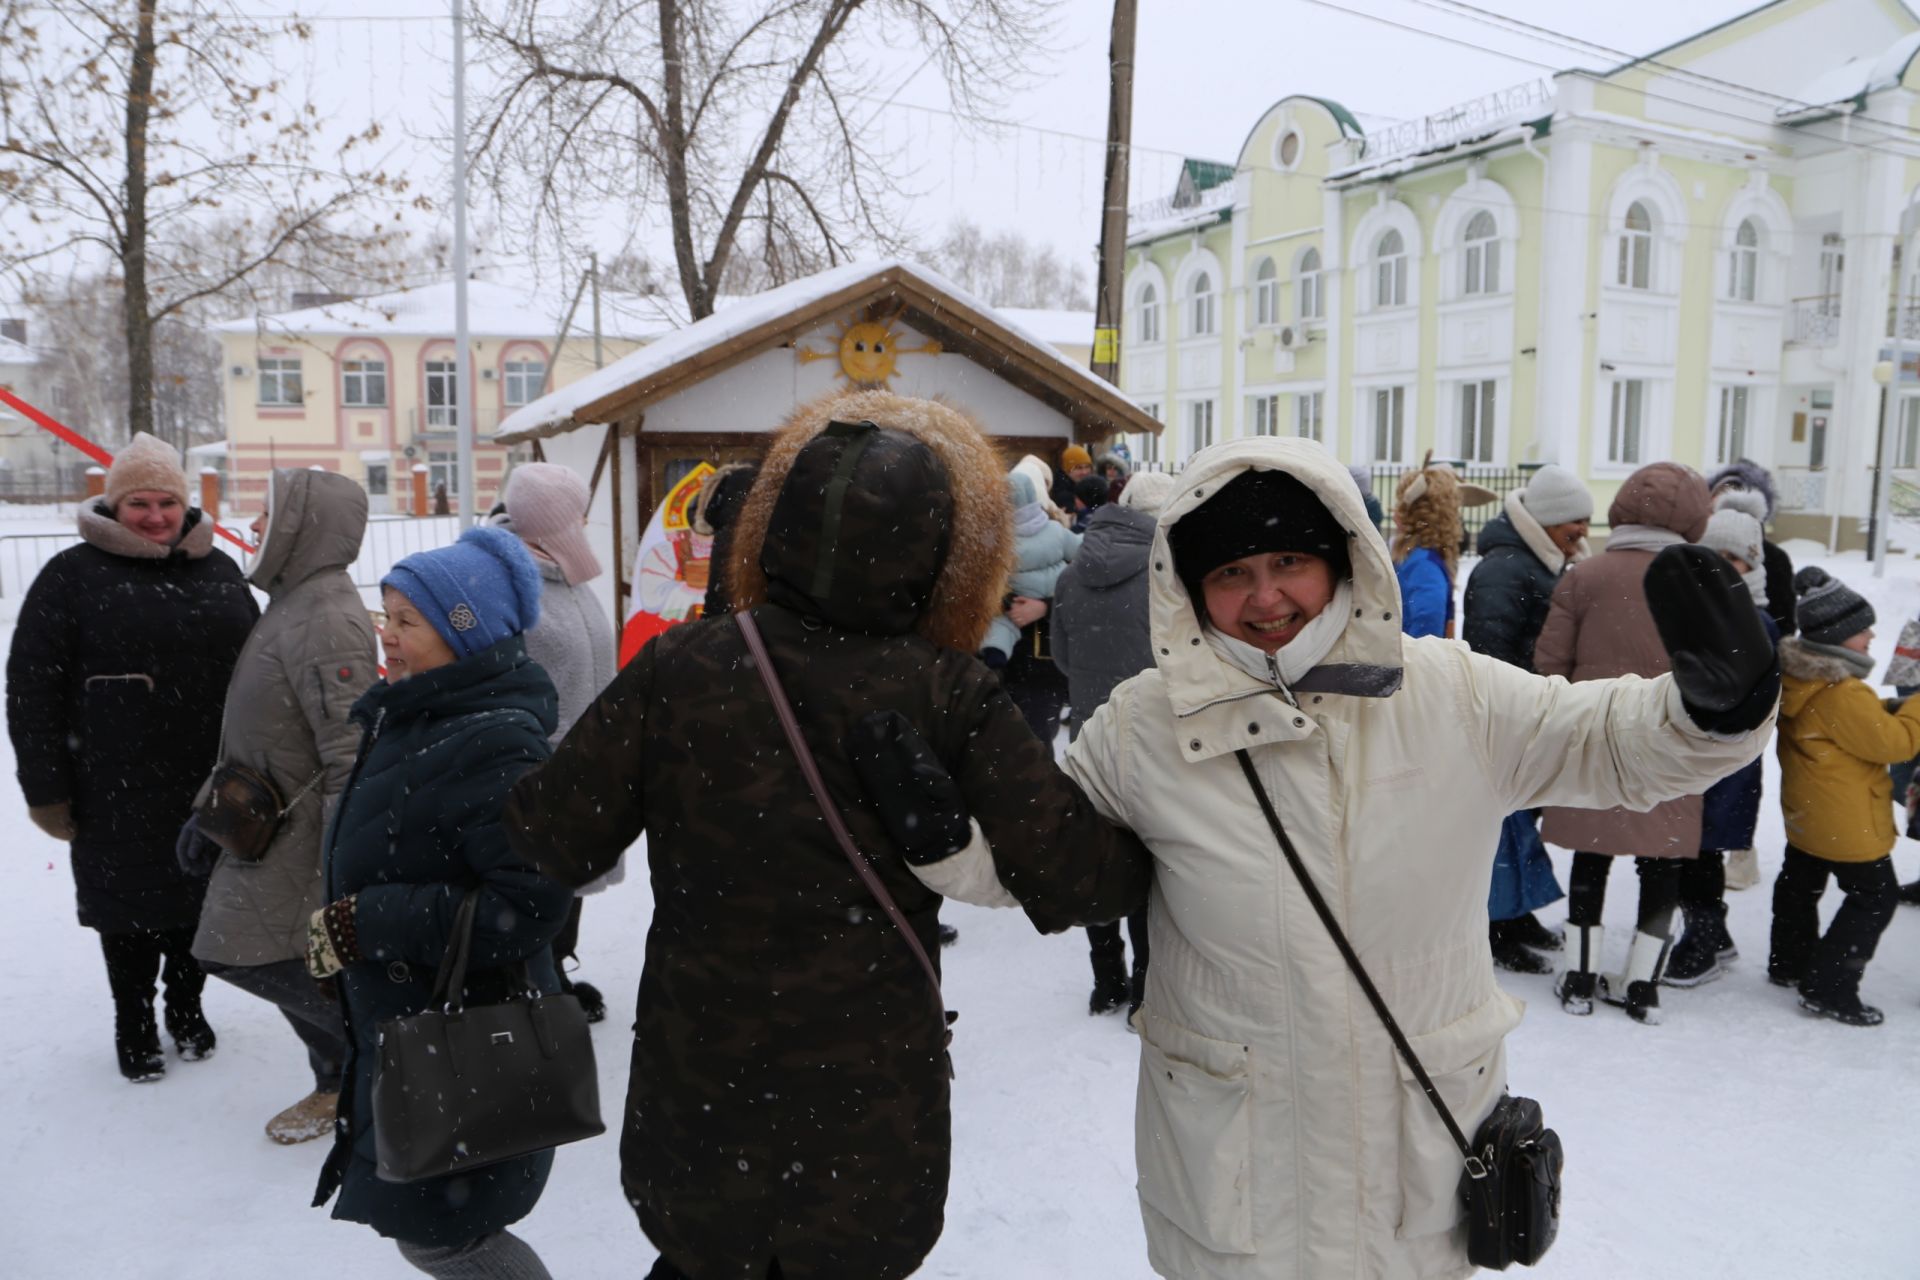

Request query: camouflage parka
[{"left": 505, "top": 391, "right": 1152, "bottom": 1280}]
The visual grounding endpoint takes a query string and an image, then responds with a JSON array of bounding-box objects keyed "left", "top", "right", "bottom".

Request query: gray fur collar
[
  {"left": 77, "top": 501, "right": 215, "bottom": 561},
  {"left": 1780, "top": 635, "right": 1874, "bottom": 682}
]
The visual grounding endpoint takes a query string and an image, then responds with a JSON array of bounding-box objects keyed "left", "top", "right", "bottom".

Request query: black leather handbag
[
  {"left": 1236, "top": 751, "right": 1563, "bottom": 1269},
  {"left": 371, "top": 891, "right": 605, "bottom": 1183}
]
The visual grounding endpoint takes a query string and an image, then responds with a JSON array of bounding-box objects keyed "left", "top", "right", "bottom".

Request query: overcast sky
[{"left": 45, "top": 0, "right": 1897, "bottom": 300}]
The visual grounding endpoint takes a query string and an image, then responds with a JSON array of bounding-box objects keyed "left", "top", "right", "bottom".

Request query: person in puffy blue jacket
[{"left": 1390, "top": 457, "right": 1493, "bottom": 639}]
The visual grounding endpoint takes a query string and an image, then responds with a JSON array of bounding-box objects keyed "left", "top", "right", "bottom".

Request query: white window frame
[
  {"left": 1370, "top": 385, "right": 1407, "bottom": 464},
  {"left": 1617, "top": 201, "right": 1654, "bottom": 291},
  {"left": 1608, "top": 379, "right": 1648, "bottom": 466},
  {"left": 1137, "top": 283, "right": 1162, "bottom": 344},
  {"left": 1728, "top": 220, "right": 1759, "bottom": 303},
  {"left": 1295, "top": 390, "right": 1324, "bottom": 442},
  {"left": 1374, "top": 230, "right": 1408, "bottom": 309},
  {"left": 1133, "top": 404, "right": 1162, "bottom": 465},
  {"left": 1188, "top": 272, "right": 1217, "bottom": 338},
  {"left": 1187, "top": 398, "right": 1216, "bottom": 455},
  {"left": 1818, "top": 234, "right": 1845, "bottom": 315},
  {"left": 1897, "top": 397, "right": 1920, "bottom": 471},
  {"left": 1462, "top": 211, "right": 1499, "bottom": 297},
  {"left": 425, "top": 358, "right": 459, "bottom": 429},
  {"left": 1715, "top": 385, "right": 1751, "bottom": 466},
  {"left": 1296, "top": 247, "right": 1323, "bottom": 321},
  {"left": 258, "top": 357, "right": 303, "bottom": 407},
  {"left": 502, "top": 358, "right": 547, "bottom": 408},
  {"left": 1253, "top": 258, "right": 1279, "bottom": 328},
  {"left": 340, "top": 357, "right": 387, "bottom": 408},
  {"left": 1250, "top": 392, "right": 1280, "bottom": 436},
  {"left": 1458, "top": 378, "right": 1497, "bottom": 464}
]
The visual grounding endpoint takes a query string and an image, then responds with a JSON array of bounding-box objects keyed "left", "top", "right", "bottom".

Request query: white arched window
[
  {"left": 1297, "top": 247, "right": 1323, "bottom": 321},
  {"left": 1253, "top": 258, "right": 1279, "bottom": 327},
  {"left": 1728, "top": 219, "right": 1760, "bottom": 302},
  {"left": 1137, "top": 282, "right": 1161, "bottom": 344},
  {"left": 1374, "top": 230, "right": 1407, "bottom": 308},
  {"left": 1617, "top": 201, "right": 1654, "bottom": 290},
  {"left": 1462, "top": 210, "right": 1499, "bottom": 296},
  {"left": 1188, "top": 271, "right": 1217, "bottom": 337}
]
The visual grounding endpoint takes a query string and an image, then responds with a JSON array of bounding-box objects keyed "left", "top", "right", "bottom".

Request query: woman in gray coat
[
  {"left": 503, "top": 463, "right": 618, "bottom": 1021},
  {"left": 182, "top": 468, "right": 377, "bottom": 1141}
]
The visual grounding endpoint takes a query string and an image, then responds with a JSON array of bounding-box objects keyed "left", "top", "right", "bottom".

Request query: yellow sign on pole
[{"left": 1093, "top": 327, "right": 1120, "bottom": 364}]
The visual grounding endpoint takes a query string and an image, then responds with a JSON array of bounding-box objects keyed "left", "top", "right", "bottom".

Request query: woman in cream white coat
[{"left": 1044, "top": 438, "right": 1775, "bottom": 1280}]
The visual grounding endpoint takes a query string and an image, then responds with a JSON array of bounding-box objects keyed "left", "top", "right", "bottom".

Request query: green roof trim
[
  {"left": 1301, "top": 96, "right": 1365, "bottom": 139},
  {"left": 1182, "top": 159, "right": 1236, "bottom": 193}
]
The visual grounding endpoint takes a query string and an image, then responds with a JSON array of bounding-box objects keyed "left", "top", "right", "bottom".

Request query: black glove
[
  {"left": 844, "top": 711, "right": 973, "bottom": 865},
  {"left": 1644, "top": 543, "right": 1780, "bottom": 735},
  {"left": 174, "top": 814, "right": 221, "bottom": 877}
]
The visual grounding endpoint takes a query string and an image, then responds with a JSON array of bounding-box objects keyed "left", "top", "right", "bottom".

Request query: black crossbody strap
[{"left": 1234, "top": 749, "right": 1478, "bottom": 1166}]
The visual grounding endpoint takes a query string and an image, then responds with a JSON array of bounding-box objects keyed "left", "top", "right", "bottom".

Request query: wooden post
[
  {"left": 85, "top": 466, "right": 106, "bottom": 500},
  {"left": 1090, "top": 0, "right": 1138, "bottom": 395},
  {"left": 198, "top": 468, "right": 221, "bottom": 521},
  {"left": 411, "top": 464, "right": 430, "bottom": 517}
]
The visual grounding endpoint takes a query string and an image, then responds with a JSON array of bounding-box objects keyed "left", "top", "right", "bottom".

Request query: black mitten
[
  {"left": 1644, "top": 544, "right": 1780, "bottom": 735},
  {"left": 174, "top": 814, "right": 220, "bottom": 877},
  {"left": 845, "top": 711, "right": 973, "bottom": 866}
]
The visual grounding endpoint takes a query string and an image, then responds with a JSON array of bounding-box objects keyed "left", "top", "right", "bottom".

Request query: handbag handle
[
  {"left": 1234, "top": 749, "right": 1484, "bottom": 1177},
  {"left": 735, "top": 611, "right": 952, "bottom": 1052},
  {"left": 426, "top": 890, "right": 537, "bottom": 1014}
]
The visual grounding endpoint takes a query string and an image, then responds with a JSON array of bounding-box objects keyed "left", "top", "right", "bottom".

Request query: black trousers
[
  {"left": 98, "top": 928, "right": 203, "bottom": 1010},
  {"left": 1000, "top": 622, "right": 1069, "bottom": 745},
  {"left": 553, "top": 897, "right": 584, "bottom": 966},
  {"left": 204, "top": 958, "right": 348, "bottom": 1091},
  {"left": 1565, "top": 853, "right": 1681, "bottom": 939},
  {"left": 1768, "top": 847, "right": 1897, "bottom": 1001},
  {"left": 1678, "top": 849, "right": 1725, "bottom": 908},
  {"left": 1086, "top": 910, "right": 1150, "bottom": 989}
]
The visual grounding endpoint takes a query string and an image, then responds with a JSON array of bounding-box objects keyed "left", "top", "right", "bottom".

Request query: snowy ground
[{"left": 7, "top": 547, "right": 1920, "bottom": 1277}]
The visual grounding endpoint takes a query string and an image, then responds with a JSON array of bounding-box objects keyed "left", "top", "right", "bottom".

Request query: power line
[{"left": 1297, "top": 0, "right": 1920, "bottom": 168}]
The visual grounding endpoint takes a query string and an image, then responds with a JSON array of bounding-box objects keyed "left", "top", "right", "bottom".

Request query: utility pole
[
  {"left": 451, "top": 0, "right": 474, "bottom": 522},
  {"left": 1089, "top": 0, "right": 1137, "bottom": 392},
  {"left": 591, "top": 252, "right": 605, "bottom": 371}
]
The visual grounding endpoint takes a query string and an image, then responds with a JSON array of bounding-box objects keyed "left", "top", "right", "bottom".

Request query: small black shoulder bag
[{"left": 1234, "top": 750, "right": 1563, "bottom": 1270}]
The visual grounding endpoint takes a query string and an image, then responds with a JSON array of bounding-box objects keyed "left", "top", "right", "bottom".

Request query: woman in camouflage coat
[{"left": 504, "top": 390, "right": 1151, "bottom": 1280}]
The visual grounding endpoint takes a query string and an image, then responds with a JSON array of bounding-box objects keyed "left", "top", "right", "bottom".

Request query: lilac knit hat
[{"left": 503, "top": 462, "right": 601, "bottom": 586}]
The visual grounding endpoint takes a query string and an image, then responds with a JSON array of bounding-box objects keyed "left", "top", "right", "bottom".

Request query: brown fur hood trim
[
  {"left": 727, "top": 389, "right": 1015, "bottom": 652},
  {"left": 78, "top": 501, "right": 216, "bottom": 560},
  {"left": 1779, "top": 635, "right": 1868, "bottom": 684}
]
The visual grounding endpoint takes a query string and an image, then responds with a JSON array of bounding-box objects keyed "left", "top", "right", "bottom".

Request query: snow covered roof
[
  {"left": 1126, "top": 184, "right": 1236, "bottom": 246},
  {"left": 1780, "top": 30, "right": 1920, "bottom": 117},
  {"left": 496, "top": 259, "right": 1156, "bottom": 445},
  {"left": 209, "top": 278, "right": 687, "bottom": 343}
]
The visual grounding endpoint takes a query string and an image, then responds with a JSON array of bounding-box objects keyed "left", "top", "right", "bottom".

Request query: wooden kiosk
[{"left": 496, "top": 260, "right": 1162, "bottom": 628}]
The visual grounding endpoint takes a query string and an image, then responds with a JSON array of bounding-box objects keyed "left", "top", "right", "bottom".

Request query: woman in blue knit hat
[{"left": 304, "top": 526, "right": 574, "bottom": 1280}]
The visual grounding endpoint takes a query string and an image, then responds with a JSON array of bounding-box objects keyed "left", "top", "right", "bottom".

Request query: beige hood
[{"left": 1149, "top": 438, "right": 1404, "bottom": 762}]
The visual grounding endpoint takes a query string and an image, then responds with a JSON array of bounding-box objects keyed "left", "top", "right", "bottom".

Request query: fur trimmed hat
[
  {"left": 106, "top": 432, "right": 190, "bottom": 509},
  {"left": 381, "top": 525, "right": 544, "bottom": 658},
  {"left": 727, "top": 390, "right": 1014, "bottom": 652}
]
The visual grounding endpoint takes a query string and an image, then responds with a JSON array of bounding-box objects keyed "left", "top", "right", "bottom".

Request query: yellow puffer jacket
[{"left": 1777, "top": 636, "right": 1920, "bottom": 861}]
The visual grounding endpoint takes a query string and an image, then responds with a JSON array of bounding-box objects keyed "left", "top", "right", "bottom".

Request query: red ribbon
[{"left": 0, "top": 386, "right": 256, "bottom": 554}]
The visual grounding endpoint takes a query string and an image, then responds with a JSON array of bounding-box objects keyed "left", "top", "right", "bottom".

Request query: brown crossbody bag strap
[{"left": 735, "top": 610, "right": 955, "bottom": 1069}]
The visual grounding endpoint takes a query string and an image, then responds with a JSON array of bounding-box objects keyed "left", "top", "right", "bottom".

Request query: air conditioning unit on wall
[
  {"left": 231, "top": 365, "right": 251, "bottom": 378},
  {"left": 1276, "top": 325, "right": 1307, "bottom": 351}
]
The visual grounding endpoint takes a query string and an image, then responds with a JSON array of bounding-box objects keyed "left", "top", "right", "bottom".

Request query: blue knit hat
[{"left": 381, "top": 525, "right": 543, "bottom": 658}]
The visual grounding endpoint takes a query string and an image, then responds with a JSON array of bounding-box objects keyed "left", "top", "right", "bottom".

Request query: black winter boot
[
  {"left": 1490, "top": 919, "right": 1554, "bottom": 975},
  {"left": 937, "top": 923, "right": 959, "bottom": 947},
  {"left": 1507, "top": 913, "right": 1564, "bottom": 952},
  {"left": 1664, "top": 903, "right": 1732, "bottom": 987},
  {"left": 1088, "top": 953, "right": 1129, "bottom": 1015},
  {"left": 1799, "top": 991, "right": 1885, "bottom": 1027},
  {"left": 163, "top": 999, "right": 216, "bottom": 1061},
  {"left": 115, "top": 1001, "right": 166, "bottom": 1083},
  {"left": 1554, "top": 925, "right": 1603, "bottom": 1016},
  {"left": 1899, "top": 879, "right": 1920, "bottom": 907},
  {"left": 1600, "top": 931, "right": 1671, "bottom": 1025},
  {"left": 571, "top": 981, "right": 607, "bottom": 1025}
]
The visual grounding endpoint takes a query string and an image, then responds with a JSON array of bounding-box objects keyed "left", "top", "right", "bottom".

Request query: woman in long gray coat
[
  {"left": 502, "top": 463, "right": 619, "bottom": 1020},
  {"left": 183, "top": 467, "right": 377, "bottom": 1140}
]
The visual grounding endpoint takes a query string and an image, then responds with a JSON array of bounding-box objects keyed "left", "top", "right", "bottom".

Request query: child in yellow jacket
[{"left": 1770, "top": 568, "right": 1920, "bottom": 1026}]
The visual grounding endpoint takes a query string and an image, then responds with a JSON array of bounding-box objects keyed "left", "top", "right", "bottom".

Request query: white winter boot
[
  {"left": 1553, "top": 925, "right": 1604, "bottom": 1016},
  {"left": 1724, "top": 847, "right": 1761, "bottom": 890},
  {"left": 1599, "top": 931, "right": 1672, "bottom": 1025}
]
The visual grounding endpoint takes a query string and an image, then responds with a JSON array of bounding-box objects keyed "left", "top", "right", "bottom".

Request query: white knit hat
[
  {"left": 503, "top": 462, "right": 601, "bottom": 586},
  {"left": 1517, "top": 464, "right": 1591, "bottom": 526},
  {"left": 1118, "top": 470, "right": 1175, "bottom": 515},
  {"left": 1700, "top": 505, "right": 1764, "bottom": 571},
  {"left": 105, "top": 432, "right": 189, "bottom": 508}
]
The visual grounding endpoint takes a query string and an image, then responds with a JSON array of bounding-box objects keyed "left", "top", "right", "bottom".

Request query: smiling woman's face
[{"left": 1200, "top": 551, "right": 1338, "bottom": 653}]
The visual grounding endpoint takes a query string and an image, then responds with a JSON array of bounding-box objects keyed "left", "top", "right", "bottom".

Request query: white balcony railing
[
  {"left": 1789, "top": 296, "right": 1842, "bottom": 346},
  {"left": 1774, "top": 466, "right": 1828, "bottom": 513}
]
